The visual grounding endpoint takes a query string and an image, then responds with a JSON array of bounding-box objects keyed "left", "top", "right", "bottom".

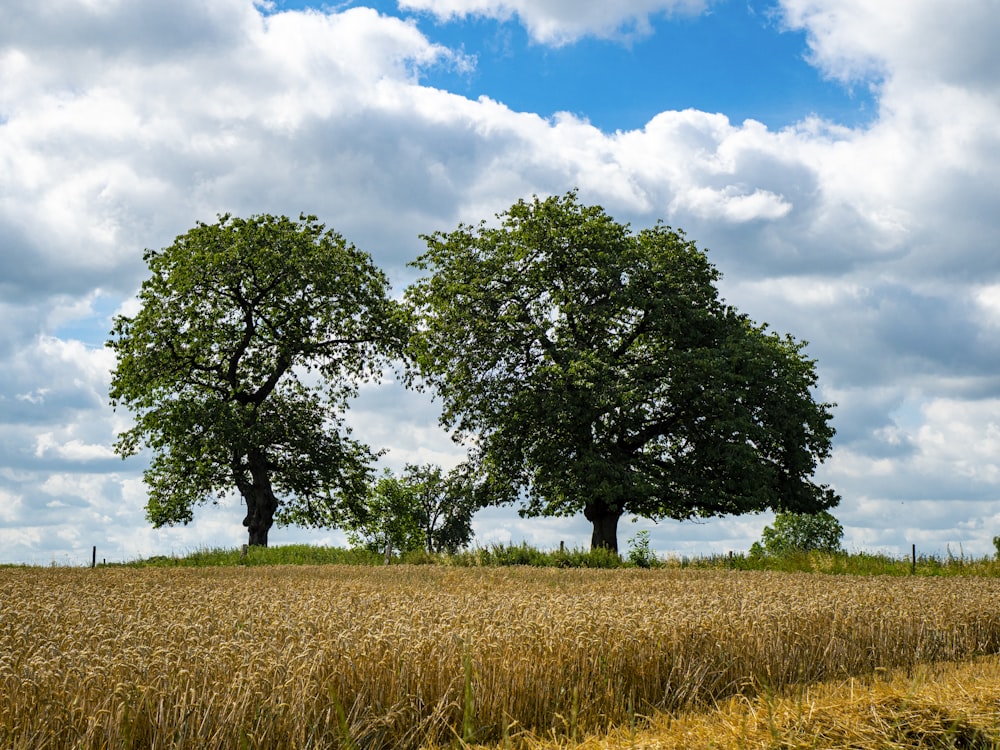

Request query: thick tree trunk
[
  {"left": 244, "top": 501, "right": 275, "bottom": 546},
  {"left": 584, "top": 500, "right": 622, "bottom": 554},
  {"left": 239, "top": 448, "right": 279, "bottom": 547}
]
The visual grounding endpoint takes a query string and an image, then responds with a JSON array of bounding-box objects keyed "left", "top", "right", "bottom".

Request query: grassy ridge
[
  {"left": 131, "top": 543, "right": 626, "bottom": 569},
  {"left": 124, "top": 542, "right": 1000, "bottom": 577},
  {"left": 4, "top": 566, "right": 1000, "bottom": 748},
  {"left": 133, "top": 544, "right": 385, "bottom": 567}
]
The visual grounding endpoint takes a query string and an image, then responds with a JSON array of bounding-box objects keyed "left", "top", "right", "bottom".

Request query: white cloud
[
  {"left": 729, "top": 276, "right": 867, "bottom": 308},
  {"left": 2, "top": 0, "right": 1000, "bottom": 562},
  {"left": 778, "top": 0, "right": 1000, "bottom": 91},
  {"left": 975, "top": 285, "right": 1000, "bottom": 327},
  {"left": 671, "top": 185, "right": 792, "bottom": 222},
  {"left": 34, "top": 434, "right": 116, "bottom": 462},
  {"left": 915, "top": 400, "right": 1000, "bottom": 485},
  {"left": 16, "top": 389, "right": 51, "bottom": 405},
  {"left": 0, "top": 5, "right": 466, "bottom": 307},
  {"left": 397, "top": 0, "right": 711, "bottom": 44},
  {"left": 773, "top": 0, "right": 1000, "bottom": 283},
  {"left": 826, "top": 397, "right": 1000, "bottom": 520},
  {"left": 0, "top": 488, "right": 23, "bottom": 523},
  {"left": 35, "top": 336, "right": 116, "bottom": 399},
  {"left": 0, "top": 527, "right": 43, "bottom": 561}
]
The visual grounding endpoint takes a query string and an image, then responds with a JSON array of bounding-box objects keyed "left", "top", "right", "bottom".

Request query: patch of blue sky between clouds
[
  {"left": 50, "top": 291, "right": 123, "bottom": 344},
  {"left": 267, "top": 0, "right": 877, "bottom": 132}
]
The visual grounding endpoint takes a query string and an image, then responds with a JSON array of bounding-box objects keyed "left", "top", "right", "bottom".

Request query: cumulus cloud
[
  {"left": 2, "top": 0, "right": 1000, "bottom": 561},
  {"left": 397, "top": 0, "right": 711, "bottom": 45},
  {"left": 671, "top": 185, "right": 792, "bottom": 222},
  {"left": 34, "top": 434, "right": 117, "bottom": 462},
  {"left": 825, "top": 397, "right": 1000, "bottom": 554},
  {"left": 778, "top": 0, "right": 1000, "bottom": 91}
]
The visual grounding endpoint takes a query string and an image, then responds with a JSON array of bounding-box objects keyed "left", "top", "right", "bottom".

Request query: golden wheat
[
  {"left": 2, "top": 566, "right": 1000, "bottom": 748},
  {"left": 483, "top": 655, "right": 1000, "bottom": 749}
]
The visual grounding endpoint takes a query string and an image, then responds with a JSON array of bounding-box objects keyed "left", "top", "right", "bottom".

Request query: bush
[
  {"left": 751, "top": 511, "right": 843, "bottom": 557},
  {"left": 627, "top": 530, "right": 659, "bottom": 568},
  {"left": 449, "top": 543, "right": 626, "bottom": 568}
]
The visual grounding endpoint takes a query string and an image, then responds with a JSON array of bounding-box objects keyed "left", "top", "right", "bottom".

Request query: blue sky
[
  {"left": 2, "top": 0, "right": 1000, "bottom": 564},
  {"left": 277, "top": 0, "right": 876, "bottom": 131},
  {"left": 347, "top": 0, "right": 875, "bottom": 130}
]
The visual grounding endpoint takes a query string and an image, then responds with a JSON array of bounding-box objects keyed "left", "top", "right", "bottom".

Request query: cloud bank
[
  {"left": 2, "top": 0, "right": 999, "bottom": 563},
  {"left": 397, "top": 0, "right": 711, "bottom": 44}
]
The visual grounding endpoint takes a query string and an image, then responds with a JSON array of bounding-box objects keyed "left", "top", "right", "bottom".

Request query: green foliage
[
  {"left": 406, "top": 191, "right": 838, "bottom": 552},
  {"left": 750, "top": 511, "right": 844, "bottom": 557},
  {"left": 688, "top": 549, "right": 1000, "bottom": 577},
  {"left": 345, "top": 463, "right": 478, "bottom": 558},
  {"left": 132, "top": 545, "right": 382, "bottom": 567},
  {"left": 107, "top": 213, "right": 407, "bottom": 545},
  {"left": 450, "top": 543, "right": 624, "bottom": 568},
  {"left": 114, "top": 544, "right": 1000, "bottom": 575},
  {"left": 626, "top": 529, "right": 659, "bottom": 568},
  {"left": 346, "top": 469, "right": 425, "bottom": 557},
  {"left": 396, "top": 548, "right": 448, "bottom": 565},
  {"left": 994, "top": 536, "right": 1000, "bottom": 560},
  {"left": 406, "top": 463, "right": 480, "bottom": 554}
]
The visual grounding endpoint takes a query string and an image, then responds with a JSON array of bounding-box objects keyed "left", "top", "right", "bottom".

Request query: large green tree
[
  {"left": 406, "top": 192, "right": 838, "bottom": 553},
  {"left": 108, "top": 214, "right": 407, "bottom": 546}
]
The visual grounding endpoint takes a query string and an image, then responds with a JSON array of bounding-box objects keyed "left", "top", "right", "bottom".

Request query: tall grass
[
  {"left": 132, "top": 544, "right": 383, "bottom": 567},
  {"left": 448, "top": 542, "right": 624, "bottom": 568},
  {"left": 683, "top": 548, "right": 1000, "bottom": 576},
  {"left": 4, "top": 566, "right": 1000, "bottom": 748},
  {"left": 123, "top": 543, "right": 1000, "bottom": 576},
  {"left": 126, "top": 542, "right": 631, "bottom": 569}
]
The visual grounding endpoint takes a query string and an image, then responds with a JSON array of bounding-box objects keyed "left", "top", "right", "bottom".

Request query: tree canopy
[
  {"left": 345, "top": 463, "right": 478, "bottom": 557},
  {"left": 406, "top": 192, "right": 838, "bottom": 553},
  {"left": 108, "top": 213, "right": 407, "bottom": 546},
  {"left": 751, "top": 511, "right": 844, "bottom": 556}
]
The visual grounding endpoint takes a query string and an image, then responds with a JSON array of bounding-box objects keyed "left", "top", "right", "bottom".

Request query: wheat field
[
  {"left": 3, "top": 565, "right": 1000, "bottom": 748},
  {"left": 477, "top": 655, "right": 1000, "bottom": 749}
]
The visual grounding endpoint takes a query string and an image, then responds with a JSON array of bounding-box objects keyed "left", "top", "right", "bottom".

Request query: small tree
[
  {"left": 346, "top": 463, "right": 478, "bottom": 556},
  {"left": 750, "top": 511, "right": 844, "bottom": 557},
  {"left": 406, "top": 463, "right": 479, "bottom": 554},
  {"left": 108, "top": 214, "right": 407, "bottom": 546},
  {"left": 626, "top": 529, "right": 658, "bottom": 568},
  {"left": 346, "top": 470, "right": 424, "bottom": 557}
]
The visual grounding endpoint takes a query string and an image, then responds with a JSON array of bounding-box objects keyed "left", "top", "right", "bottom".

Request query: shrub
[
  {"left": 627, "top": 530, "right": 659, "bottom": 568},
  {"left": 751, "top": 511, "right": 843, "bottom": 557}
]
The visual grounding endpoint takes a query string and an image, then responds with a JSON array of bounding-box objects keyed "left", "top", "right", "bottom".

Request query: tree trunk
[
  {"left": 584, "top": 500, "right": 622, "bottom": 554},
  {"left": 244, "top": 503, "right": 274, "bottom": 546},
  {"left": 239, "top": 448, "right": 279, "bottom": 547}
]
